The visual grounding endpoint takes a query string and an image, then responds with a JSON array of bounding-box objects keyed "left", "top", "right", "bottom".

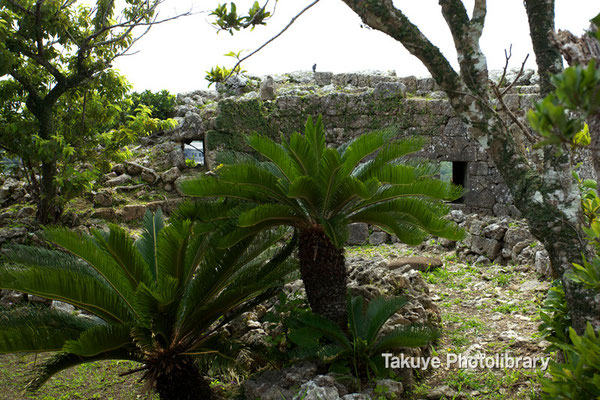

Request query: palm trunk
[
  {"left": 154, "top": 358, "right": 212, "bottom": 400},
  {"left": 298, "top": 227, "right": 348, "bottom": 329}
]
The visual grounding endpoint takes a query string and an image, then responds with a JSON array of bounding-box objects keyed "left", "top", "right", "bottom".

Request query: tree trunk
[
  {"left": 484, "top": 119, "right": 599, "bottom": 333},
  {"left": 524, "top": 0, "right": 563, "bottom": 96},
  {"left": 154, "top": 358, "right": 212, "bottom": 400},
  {"left": 338, "top": 0, "right": 600, "bottom": 333},
  {"left": 298, "top": 227, "right": 348, "bottom": 329},
  {"left": 590, "top": 113, "right": 600, "bottom": 185},
  {"left": 34, "top": 106, "right": 62, "bottom": 224}
]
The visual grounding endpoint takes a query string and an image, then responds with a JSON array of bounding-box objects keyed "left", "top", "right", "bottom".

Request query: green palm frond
[
  {"left": 304, "top": 115, "right": 326, "bottom": 164},
  {"left": 1, "top": 208, "right": 296, "bottom": 394},
  {"left": 3, "top": 245, "right": 98, "bottom": 277},
  {"left": 352, "top": 136, "right": 426, "bottom": 179},
  {"left": 157, "top": 219, "right": 193, "bottom": 282},
  {"left": 238, "top": 204, "right": 303, "bottom": 228},
  {"left": 288, "top": 176, "right": 323, "bottom": 214},
  {"left": 373, "top": 325, "right": 440, "bottom": 353},
  {"left": 137, "top": 208, "right": 165, "bottom": 280},
  {"left": 0, "top": 306, "right": 97, "bottom": 353},
  {"left": 339, "top": 129, "right": 394, "bottom": 176},
  {"left": 92, "top": 224, "right": 152, "bottom": 287},
  {"left": 293, "top": 311, "right": 352, "bottom": 351},
  {"left": 349, "top": 210, "right": 428, "bottom": 245},
  {"left": 0, "top": 264, "right": 132, "bottom": 323},
  {"left": 246, "top": 132, "right": 300, "bottom": 181},
  {"left": 320, "top": 214, "right": 350, "bottom": 248},
  {"left": 282, "top": 131, "right": 318, "bottom": 177},
  {"left": 63, "top": 323, "right": 134, "bottom": 357},
  {"left": 43, "top": 227, "right": 138, "bottom": 312},
  {"left": 363, "top": 296, "right": 409, "bottom": 345}
]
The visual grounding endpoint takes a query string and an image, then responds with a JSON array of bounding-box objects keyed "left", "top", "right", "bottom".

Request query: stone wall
[{"left": 169, "top": 70, "right": 542, "bottom": 216}]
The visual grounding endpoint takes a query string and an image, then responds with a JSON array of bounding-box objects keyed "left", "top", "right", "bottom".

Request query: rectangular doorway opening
[
  {"left": 440, "top": 161, "right": 467, "bottom": 203},
  {"left": 183, "top": 140, "right": 205, "bottom": 166}
]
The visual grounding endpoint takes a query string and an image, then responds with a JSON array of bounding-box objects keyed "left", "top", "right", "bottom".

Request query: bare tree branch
[
  {"left": 439, "top": 0, "right": 488, "bottom": 95},
  {"left": 222, "top": 0, "right": 320, "bottom": 83},
  {"left": 340, "top": 0, "right": 464, "bottom": 104}
]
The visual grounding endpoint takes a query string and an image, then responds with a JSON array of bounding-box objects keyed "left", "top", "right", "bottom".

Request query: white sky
[{"left": 112, "top": 0, "right": 599, "bottom": 93}]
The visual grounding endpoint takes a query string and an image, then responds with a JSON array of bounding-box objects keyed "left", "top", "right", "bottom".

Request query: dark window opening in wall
[
  {"left": 183, "top": 140, "right": 204, "bottom": 166},
  {"left": 452, "top": 161, "right": 467, "bottom": 203},
  {"left": 439, "top": 161, "right": 467, "bottom": 203}
]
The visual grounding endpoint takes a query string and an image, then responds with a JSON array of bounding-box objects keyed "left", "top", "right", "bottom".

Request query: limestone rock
[
  {"left": 16, "top": 206, "right": 35, "bottom": 218},
  {"left": 470, "top": 236, "right": 502, "bottom": 259},
  {"left": 105, "top": 174, "right": 132, "bottom": 187},
  {"left": 93, "top": 191, "right": 113, "bottom": 207},
  {"left": 293, "top": 379, "right": 340, "bottom": 400},
  {"left": 260, "top": 76, "right": 276, "bottom": 101},
  {"left": 0, "top": 227, "right": 27, "bottom": 245},
  {"left": 117, "top": 204, "right": 146, "bottom": 221},
  {"left": 387, "top": 256, "right": 443, "bottom": 272},
  {"left": 161, "top": 167, "right": 181, "bottom": 184},
  {"left": 141, "top": 170, "right": 157, "bottom": 184},
  {"left": 373, "top": 81, "right": 406, "bottom": 99},
  {"left": 91, "top": 208, "right": 116, "bottom": 220},
  {"left": 375, "top": 379, "right": 403, "bottom": 397},
  {"left": 347, "top": 223, "right": 368, "bottom": 245},
  {"left": 535, "top": 250, "right": 552, "bottom": 276},
  {"left": 125, "top": 163, "right": 143, "bottom": 175},
  {"left": 51, "top": 300, "right": 75, "bottom": 313},
  {"left": 427, "top": 385, "right": 457, "bottom": 400},
  {"left": 369, "top": 231, "right": 389, "bottom": 245}
]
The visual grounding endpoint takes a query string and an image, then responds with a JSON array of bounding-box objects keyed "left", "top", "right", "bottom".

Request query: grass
[
  {"left": 0, "top": 354, "right": 156, "bottom": 400},
  {"left": 346, "top": 243, "right": 415, "bottom": 258}
]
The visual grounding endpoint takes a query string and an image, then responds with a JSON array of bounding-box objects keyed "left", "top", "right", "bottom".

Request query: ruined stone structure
[{"left": 170, "top": 70, "right": 542, "bottom": 217}]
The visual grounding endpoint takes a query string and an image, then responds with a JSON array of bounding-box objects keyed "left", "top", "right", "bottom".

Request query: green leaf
[{"left": 136, "top": 209, "right": 165, "bottom": 280}]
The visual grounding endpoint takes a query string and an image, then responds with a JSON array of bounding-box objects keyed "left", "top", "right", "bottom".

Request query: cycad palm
[
  {"left": 288, "top": 295, "right": 439, "bottom": 381},
  {"left": 0, "top": 210, "right": 296, "bottom": 400},
  {"left": 181, "top": 115, "right": 463, "bottom": 327}
]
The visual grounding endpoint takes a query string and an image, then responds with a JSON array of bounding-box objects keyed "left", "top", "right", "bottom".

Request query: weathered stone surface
[
  {"left": 375, "top": 379, "right": 403, "bottom": 397},
  {"left": 125, "top": 163, "right": 143, "bottom": 175},
  {"left": 347, "top": 223, "right": 368, "bottom": 245},
  {"left": 16, "top": 206, "right": 35, "bottom": 218},
  {"left": 93, "top": 191, "right": 113, "bottom": 207},
  {"left": 116, "top": 204, "right": 146, "bottom": 221},
  {"left": 471, "top": 237, "right": 502, "bottom": 258},
  {"left": 259, "top": 76, "right": 276, "bottom": 101},
  {"left": 369, "top": 231, "right": 389, "bottom": 245},
  {"left": 91, "top": 207, "right": 116, "bottom": 220},
  {"left": 160, "top": 167, "right": 181, "bottom": 184},
  {"left": 51, "top": 300, "right": 75, "bottom": 313},
  {"left": 0, "top": 227, "right": 27, "bottom": 245},
  {"left": 373, "top": 81, "right": 406, "bottom": 99},
  {"left": 427, "top": 385, "right": 457, "bottom": 400},
  {"left": 535, "top": 250, "right": 552, "bottom": 276},
  {"left": 141, "top": 170, "right": 157, "bottom": 184},
  {"left": 482, "top": 222, "right": 507, "bottom": 240},
  {"left": 387, "top": 256, "right": 443, "bottom": 272},
  {"left": 105, "top": 174, "right": 132, "bottom": 187}
]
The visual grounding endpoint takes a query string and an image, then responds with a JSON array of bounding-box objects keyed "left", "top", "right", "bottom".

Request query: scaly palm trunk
[
  {"left": 154, "top": 357, "right": 212, "bottom": 400},
  {"left": 298, "top": 227, "right": 348, "bottom": 329}
]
